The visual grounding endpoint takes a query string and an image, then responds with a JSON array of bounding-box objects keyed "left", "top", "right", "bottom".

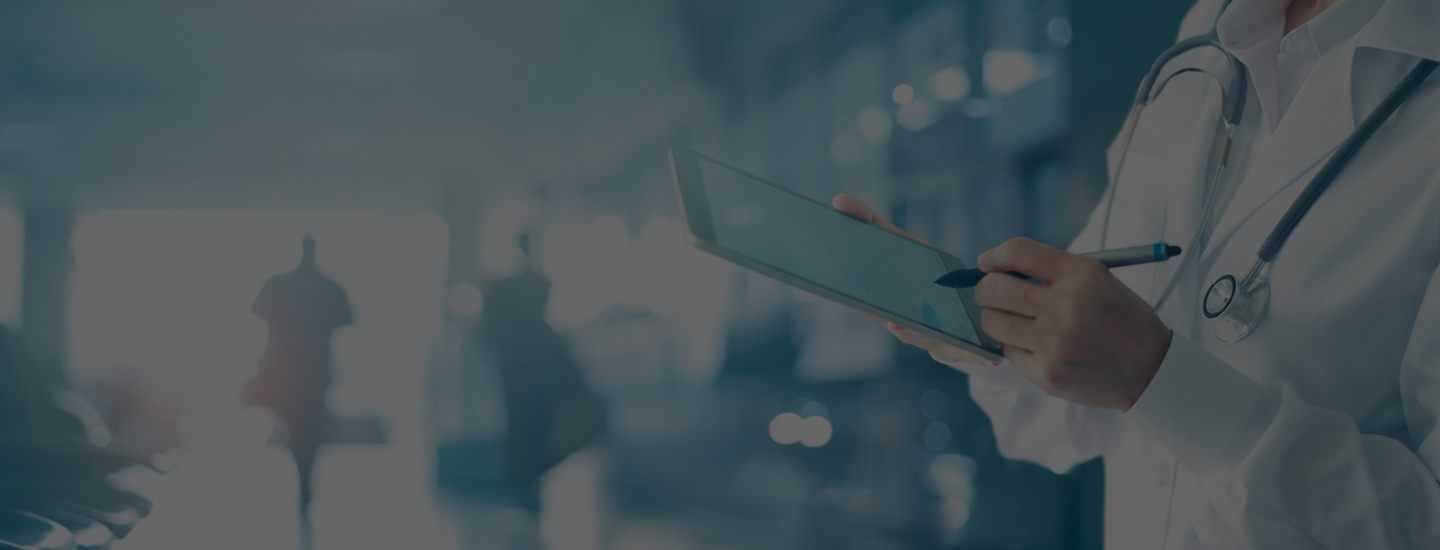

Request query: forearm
[{"left": 1127, "top": 335, "right": 1440, "bottom": 547}]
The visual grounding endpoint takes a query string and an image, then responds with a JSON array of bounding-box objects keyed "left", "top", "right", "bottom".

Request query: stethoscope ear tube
[
  {"left": 1255, "top": 59, "right": 1439, "bottom": 264},
  {"left": 1111, "top": 37, "right": 1436, "bottom": 343},
  {"left": 1136, "top": 32, "right": 1249, "bottom": 126},
  {"left": 1106, "top": 34, "right": 1248, "bottom": 312}
]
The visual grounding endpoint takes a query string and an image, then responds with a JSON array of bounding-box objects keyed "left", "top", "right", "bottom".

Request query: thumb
[
  {"left": 831, "top": 193, "right": 929, "bottom": 245},
  {"left": 831, "top": 193, "right": 877, "bottom": 222}
]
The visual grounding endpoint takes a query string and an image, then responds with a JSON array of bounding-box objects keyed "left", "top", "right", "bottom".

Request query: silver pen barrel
[{"left": 1083, "top": 243, "right": 1180, "bottom": 268}]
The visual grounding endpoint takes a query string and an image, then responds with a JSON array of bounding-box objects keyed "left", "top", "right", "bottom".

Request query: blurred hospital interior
[{"left": 0, "top": 1, "right": 1192, "bottom": 548}]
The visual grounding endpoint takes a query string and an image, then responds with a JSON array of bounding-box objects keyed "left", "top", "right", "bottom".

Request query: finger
[
  {"left": 886, "top": 322, "right": 934, "bottom": 348},
  {"left": 977, "top": 237, "right": 1066, "bottom": 279},
  {"left": 886, "top": 322, "right": 996, "bottom": 366},
  {"left": 884, "top": 321, "right": 907, "bottom": 335},
  {"left": 974, "top": 272, "right": 1046, "bottom": 317},
  {"left": 1000, "top": 344, "right": 1041, "bottom": 381},
  {"left": 933, "top": 347, "right": 995, "bottom": 367},
  {"left": 979, "top": 308, "right": 1041, "bottom": 349},
  {"left": 1001, "top": 343, "right": 1034, "bottom": 362},
  {"left": 830, "top": 194, "right": 936, "bottom": 246},
  {"left": 887, "top": 322, "right": 935, "bottom": 351},
  {"left": 831, "top": 193, "right": 875, "bottom": 221}
]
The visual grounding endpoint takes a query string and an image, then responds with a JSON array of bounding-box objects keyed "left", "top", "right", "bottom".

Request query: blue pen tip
[{"left": 1165, "top": 245, "right": 1182, "bottom": 257}]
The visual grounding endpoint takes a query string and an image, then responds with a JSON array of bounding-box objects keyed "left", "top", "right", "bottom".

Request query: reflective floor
[{"left": 114, "top": 442, "right": 570, "bottom": 550}]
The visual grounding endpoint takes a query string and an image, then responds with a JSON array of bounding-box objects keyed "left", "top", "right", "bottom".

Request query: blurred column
[
  {"left": 443, "top": 181, "right": 480, "bottom": 286},
  {"left": 19, "top": 198, "right": 75, "bottom": 381}
]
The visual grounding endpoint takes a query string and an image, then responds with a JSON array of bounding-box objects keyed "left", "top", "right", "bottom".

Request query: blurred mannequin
[
  {"left": 475, "top": 235, "right": 603, "bottom": 483},
  {"left": 247, "top": 236, "right": 353, "bottom": 517}
]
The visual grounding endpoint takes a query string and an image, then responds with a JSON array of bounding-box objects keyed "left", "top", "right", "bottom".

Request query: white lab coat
[{"left": 935, "top": 0, "right": 1440, "bottom": 547}]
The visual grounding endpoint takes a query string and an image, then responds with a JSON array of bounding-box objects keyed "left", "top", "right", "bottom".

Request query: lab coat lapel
[
  {"left": 1204, "top": 40, "right": 1358, "bottom": 255},
  {"left": 1356, "top": 0, "right": 1440, "bottom": 67}
]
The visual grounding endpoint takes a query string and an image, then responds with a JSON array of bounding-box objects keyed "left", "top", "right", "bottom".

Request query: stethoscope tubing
[
  {"left": 1104, "top": 33, "right": 1247, "bottom": 310},
  {"left": 1255, "top": 59, "right": 1438, "bottom": 265},
  {"left": 1103, "top": 14, "right": 1438, "bottom": 340}
]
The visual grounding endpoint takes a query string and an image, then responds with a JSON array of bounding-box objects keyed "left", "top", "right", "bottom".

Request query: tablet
[{"left": 669, "top": 147, "right": 1003, "bottom": 362}]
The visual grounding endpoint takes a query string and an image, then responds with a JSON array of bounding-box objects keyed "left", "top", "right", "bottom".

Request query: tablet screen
[{"left": 696, "top": 157, "right": 982, "bottom": 344}]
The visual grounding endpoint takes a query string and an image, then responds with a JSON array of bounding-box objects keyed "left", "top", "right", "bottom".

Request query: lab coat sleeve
[
  {"left": 924, "top": 0, "right": 1224, "bottom": 475},
  {"left": 926, "top": 99, "right": 1143, "bottom": 472},
  {"left": 1125, "top": 267, "right": 1440, "bottom": 547},
  {"left": 932, "top": 354, "right": 1122, "bottom": 473},
  {"left": 922, "top": 87, "right": 1138, "bottom": 473}
]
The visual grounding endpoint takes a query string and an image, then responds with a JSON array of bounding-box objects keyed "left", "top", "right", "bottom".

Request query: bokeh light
[
  {"left": 799, "top": 416, "right": 833, "bottom": 448},
  {"left": 769, "top": 412, "right": 804, "bottom": 445},
  {"left": 891, "top": 83, "right": 917, "bottom": 105},
  {"left": 928, "top": 66, "right": 973, "bottom": 102}
]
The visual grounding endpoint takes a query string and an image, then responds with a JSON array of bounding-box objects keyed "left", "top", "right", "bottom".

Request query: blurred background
[{"left": 0, "top": 1, "right": 1192, "bottom": 549}]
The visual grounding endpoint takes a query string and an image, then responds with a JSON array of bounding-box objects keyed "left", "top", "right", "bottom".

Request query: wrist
[
  {"left": 1122, "top": 334, "right": 1277, "bottom": 473},
  {"left": 1123, "top": 328, "right": 1172, "bottom": 411}
]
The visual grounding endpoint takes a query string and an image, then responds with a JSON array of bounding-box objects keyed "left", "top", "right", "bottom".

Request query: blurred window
[{"left": 539, "top": 207, "right": 733, "bottom": 394}]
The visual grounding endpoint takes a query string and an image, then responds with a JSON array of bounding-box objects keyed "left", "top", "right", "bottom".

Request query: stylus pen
[{"left": 934, "top": 242, "right": 1183, "bottom": 288}]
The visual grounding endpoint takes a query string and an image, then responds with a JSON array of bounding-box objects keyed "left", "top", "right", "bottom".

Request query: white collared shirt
[
  {"left": 933, "top": 0, "right": 1440, "bottom": 548},
  {"left": 1216, "top": 0, "right": 1387, "bottom": 126}
]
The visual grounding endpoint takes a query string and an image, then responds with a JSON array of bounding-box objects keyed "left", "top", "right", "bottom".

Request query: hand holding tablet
[
  {"left": 669, "top": 147, "right": 1005, "bottom": 362},
  {"left": 827, "top": 194, "right": 1004, "bottom": 367}
]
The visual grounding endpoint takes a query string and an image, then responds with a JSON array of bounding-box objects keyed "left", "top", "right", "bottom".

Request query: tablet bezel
[{"left": 669, "top": 146, "right": 1004, "bottom": 362}]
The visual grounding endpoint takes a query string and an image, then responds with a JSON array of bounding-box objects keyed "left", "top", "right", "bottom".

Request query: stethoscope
[{"left": 1102, "top": 3, "right": 1438, "bottom": 343}]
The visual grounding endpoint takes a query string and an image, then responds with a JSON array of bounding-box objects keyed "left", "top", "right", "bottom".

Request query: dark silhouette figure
[
  {"left": 475, "top": 235, "right": 603, "bottom": 484},
  {"left": 246, "top": 236, "right": 353, "bottom": 517}
]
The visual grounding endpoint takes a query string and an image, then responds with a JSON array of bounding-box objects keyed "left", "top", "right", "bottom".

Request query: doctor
[{"left": 835, "top": 0, "right": 1440, "bottom": 547}]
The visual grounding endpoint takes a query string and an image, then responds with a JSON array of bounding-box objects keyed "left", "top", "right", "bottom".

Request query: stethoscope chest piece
[
  {"left": 1103, "top": 13, "right": 1434, "bottom": 346},
  {"left": 1203, "top": 273, "right": 1270, "bottom": 343}
]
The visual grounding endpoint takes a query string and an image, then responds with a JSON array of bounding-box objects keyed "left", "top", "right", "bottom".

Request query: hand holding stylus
[
  {"left": 935, "top": 243, "right": 1182, "bottom": 288},
  {"left": 833, "top": 194, "right": 1174, "bottom": 411},
  {"left": 830, "top": 194, "right": 995, "bottom": 368}
]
